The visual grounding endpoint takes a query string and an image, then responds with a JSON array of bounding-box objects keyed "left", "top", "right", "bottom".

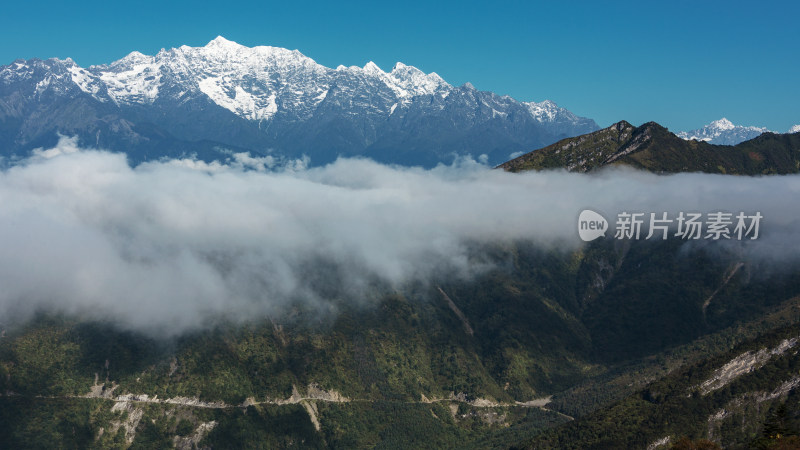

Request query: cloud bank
[{"left": 1, "top": 137, "right": 799, "bottom": 335}]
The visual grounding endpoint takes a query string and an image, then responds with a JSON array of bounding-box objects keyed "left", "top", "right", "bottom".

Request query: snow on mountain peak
[
  {"left": 678, "top": 118, "right": 770, "bottom": 145},
  {"left": 206, "top": 35, "right": 240, "bottom": 48},
  {"left": 83, "top": 38, "right": 459, "bottom": 120},
  {"left": 524, "top": 100, "right": 576, "bottom": 123},
  {"left": 710, "top": 118, "right": 735, "bottom": 130},
  {"left": 105, "top": 51, "right": 154, "bottom": 69},
  {"left": 789, "top": 124, "right": 800, "bottom": 134},
  {"left": 386, "top": 62, "right": 449, "bottom": 98},
  {"left": 29, "top": 37, "right": 585, "bottom": 127},
  {"left": 363, "top": 61, "right": 383, "bottom": 74},
  {"left": 0, "top": 40, "right": 604, "bottom": 167}
]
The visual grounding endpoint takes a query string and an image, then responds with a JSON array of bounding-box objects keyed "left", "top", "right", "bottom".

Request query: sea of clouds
[{"left": 0, "top": 137, "right": 798, "bottom": 335}]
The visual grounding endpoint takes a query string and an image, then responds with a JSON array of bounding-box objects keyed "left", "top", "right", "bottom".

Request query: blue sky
[{"left": 3, "top": 0, "right": 798, "bottom": 131}]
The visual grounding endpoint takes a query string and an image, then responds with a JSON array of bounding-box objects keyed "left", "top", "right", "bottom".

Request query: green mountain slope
[
  {"left": 522, "top": 319, "right": 800, "bottom": 449},
  {"left": 2, "top": 238, "right": 800, "bottom": 448},
  {"left": 498, "top": 121, "right": 800, "bottom": 174}
]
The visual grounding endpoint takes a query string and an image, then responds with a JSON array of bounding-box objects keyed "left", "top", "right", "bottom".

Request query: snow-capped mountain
[
  {"left": 789, "top": 124, "right": 800, "bottom": 134},
  {"left": 85, "top": 37, "right": 450, "bottom": 121},
  {"left": 677, "top": 118, "right": 769, "bottom": 145},
  {"left": 0, "top": 37, "right": 598, "bottom": 167}
]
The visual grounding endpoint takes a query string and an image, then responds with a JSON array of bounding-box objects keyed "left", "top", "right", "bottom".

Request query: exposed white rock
[
  {"left": 173, "top": 421, "right": 217, "bottom": 450},
  {"left": 647, "top": 436, "right": 672, "bottom": 450},
  {"left": 697, "top": 337, "right": 798, "bottom": 395}
]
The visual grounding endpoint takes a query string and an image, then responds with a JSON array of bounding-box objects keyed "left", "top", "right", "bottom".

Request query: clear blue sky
[{"left": 3, "top": 0, "right": 798, "bottom": 132}]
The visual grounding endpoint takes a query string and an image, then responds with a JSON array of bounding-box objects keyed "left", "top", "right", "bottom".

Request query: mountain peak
[
  {"left": 612, "top": 120, "right": 634, "bottom": 130},
  {"left": 363, "top": 61, "right": 383, "bottom": 74},
  {"left": 523, "top": 99, "right": 593, "bottom": 127},
  {"left": 206, "top": 36, "right": 239, "bottom": 48},
  {"left": 389, "top": 61, "right": 420, "bottom": 76},
  {"left": 111, "top": 50, "right": 152, "bottom": 66},
  {"left": 499, "top": 119, "right": 646, "bottom": 173},
  {"left": 710, "top": 117, "right": 735, "bottom": 130},
  {"left": 678, "top": 118, "right": 769, "bottom": 145}
]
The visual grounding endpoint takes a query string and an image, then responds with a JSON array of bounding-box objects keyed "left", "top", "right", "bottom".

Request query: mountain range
[
  {"left": 4, "top": 37, "right": 796, "bottom": 168},
  {"left": 0, "top": 37, "right": 598, "bottom": 167}
]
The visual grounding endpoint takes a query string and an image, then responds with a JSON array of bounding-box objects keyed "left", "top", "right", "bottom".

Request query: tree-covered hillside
[{"left": 2, "top": 237, "right": 800, "bottom": 448}]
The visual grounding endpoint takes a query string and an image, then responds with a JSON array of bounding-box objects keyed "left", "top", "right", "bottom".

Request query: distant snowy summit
[
  {"left": 0, "top": 36, "right": 598, "bottom": 167},
  {"left": 678, "top": 118, "right": 799, "bottom": 145},
  {"left": 677, "top": 118, "right": 769, "bottom": 145}
]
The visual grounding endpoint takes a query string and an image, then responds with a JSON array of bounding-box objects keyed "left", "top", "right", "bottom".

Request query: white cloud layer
[{"left": 1, "top": 137, "right": 799, "bottom": 335}]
